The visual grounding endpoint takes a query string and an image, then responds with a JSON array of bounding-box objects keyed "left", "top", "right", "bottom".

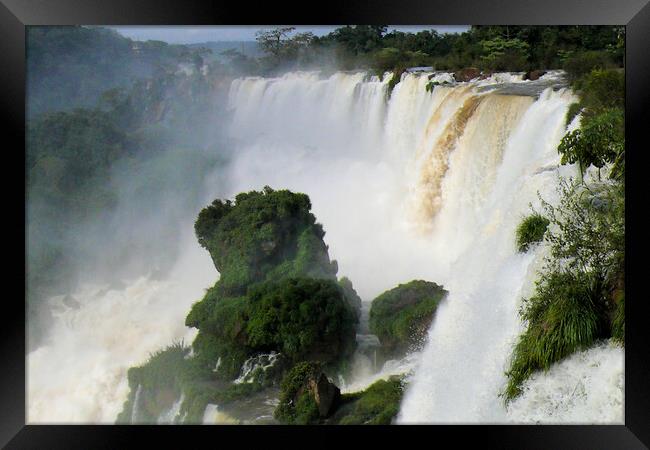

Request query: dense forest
[{"left": 221, "top": 25, "right": 624, "bottom": 76}]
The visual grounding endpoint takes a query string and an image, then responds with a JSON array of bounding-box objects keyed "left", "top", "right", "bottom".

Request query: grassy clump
[
  {"left": 332, "top": 376, "right": 405, "bottom": 425},
  {"left": 504, "top": 272, "right": 602, "bottom": 400},
  {"left": 116, "top": 342, "right": 203, "bottom": 423},
  {"left": 116, "top": 340, "right": 270, "bottom": 424},
  {"left": 515, "top": 213, "right": 550, "bottom": 252},
  {"left": 369, "top": 280, "right": 447, "bottom": 357}
]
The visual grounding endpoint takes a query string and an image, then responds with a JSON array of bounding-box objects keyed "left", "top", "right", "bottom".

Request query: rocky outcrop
[
  {"left": 308, "top": 372, "right": 341, "bottom": 417},
  {"left": 187, "top": 188, "right": 359, "bottom": 380}
]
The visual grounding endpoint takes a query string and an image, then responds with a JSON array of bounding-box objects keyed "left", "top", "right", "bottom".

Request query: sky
[{"left": 110, "top": 25, "right": 470, "bottom": 43}]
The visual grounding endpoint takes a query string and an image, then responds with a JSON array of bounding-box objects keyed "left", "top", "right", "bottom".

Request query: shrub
[
  {"left": 515, "top": 213, "right": 550, "bottom": 252},
  {"left": 558, "top": 108, "right": 624, "bottom": 179},
  {"left": 576, "top": 69, "right": 624, "bottom": 112},
  {"left": 246, "top": 277, "right": 358, "bottom": 364},
  {"left": 369, "top": 280, "right": 447, "bottom": 356}
]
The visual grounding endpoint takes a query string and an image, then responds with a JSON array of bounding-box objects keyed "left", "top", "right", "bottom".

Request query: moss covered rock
[
  {"left": 369, "top": 280, "right": 447, "bottom": 357},
  {"left": 329, "top": 376, "right": 405, "bottom": 425},
  {"left": 194, "top": 186, "right": 338, "bottom": 294},
  {"left": 187, "top": 188, "right": 359, "bottom": 379}
]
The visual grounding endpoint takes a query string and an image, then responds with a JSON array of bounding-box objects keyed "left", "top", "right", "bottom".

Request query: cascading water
[{"left": 27, "top": 69, "right": 623, "bottom": 424}]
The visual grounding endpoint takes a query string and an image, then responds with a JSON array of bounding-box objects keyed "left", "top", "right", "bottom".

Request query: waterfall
[
  {"left": 131, "top": 385, "right": 143, "bottom": 424},
  {"left": 27, "top": 69, "right": 622, "bottom": 424}
]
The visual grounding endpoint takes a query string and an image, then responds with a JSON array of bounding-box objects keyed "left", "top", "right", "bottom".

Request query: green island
[{"left": 116, "top": 186, "right": 445, "bottom": 424}]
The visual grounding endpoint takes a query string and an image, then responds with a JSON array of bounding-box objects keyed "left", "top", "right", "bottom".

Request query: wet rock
[
  {"left": 524, "top": 70, "right": 547, "bottom": 81},
  {"left": 310, "top": 372, "right": 341, "bottom": 416},
  {"left": 453, "top": 67, "right": 481, "bottom": 82}
]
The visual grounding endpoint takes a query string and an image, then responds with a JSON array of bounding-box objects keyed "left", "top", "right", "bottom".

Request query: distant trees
[
  {"left": 479, "top": 36, "right": 530, "bottom": 71},
  {"left": 255, "top": 27, "right": 315, "bottom": 71},
  {"left": 251, "top": 25, "right": 624, "bottom": 76}
]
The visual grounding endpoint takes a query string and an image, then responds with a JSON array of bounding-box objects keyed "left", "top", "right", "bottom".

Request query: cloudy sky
[{"left": 110, "top": 25, "right": 470, "bottom": 43}]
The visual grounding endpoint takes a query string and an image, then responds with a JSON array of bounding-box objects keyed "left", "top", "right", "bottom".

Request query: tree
[{"left": 255, "top": 27, "right": 297, "bottom": 58}]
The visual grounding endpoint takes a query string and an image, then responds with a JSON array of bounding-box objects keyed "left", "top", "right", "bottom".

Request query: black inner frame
[{"left": 4, "top": 0, "right": 650, "bottom": 448}]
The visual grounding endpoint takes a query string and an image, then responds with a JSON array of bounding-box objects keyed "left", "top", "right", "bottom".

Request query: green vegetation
[
  {"left": 333, "top": 377, "right": 405, "bottom": 425},
  {"left": 515, "top": 213, "right": 550, "bottom": 252},
  {"left": 247, "top": 278, "right": 357, "bottom": 363},
  {"left": 369, "top": 280, "right": 447, "bottom": 357},
  {"left": 505, "top": 179, "right": 624, "bottom": 402},
  {"left": 193, "top": 187, "right": 338, "bottom": 294},
  {"left": 116, "top": 341, "right": 269, "bottom": 424},
  {"left": 274, "top": 364, "right": 405, "bottom": 425},
  {"left": 558, "top": 68, "right": 625, "bottom": 180},
  {"left": 119, "top": 188, "right": 362, "bottom": 423},
  {"left": 247, "top": 25, "right": 623, "bottom": 82},
  {"left": 504, "top": 272, "right": 602, "bottom": 400}
]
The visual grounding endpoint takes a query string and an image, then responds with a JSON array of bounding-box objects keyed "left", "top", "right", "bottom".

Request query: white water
[
  {"left": 507, "top": 341, "right": 624, "bottom": 424},
  {"left": 27, "top": 69, "right": 623, "bottom": 424}
]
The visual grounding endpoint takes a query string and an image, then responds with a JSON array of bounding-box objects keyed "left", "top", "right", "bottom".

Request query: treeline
[{"left": 224, "top": 25, "right": 624, "bottom": 76}]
